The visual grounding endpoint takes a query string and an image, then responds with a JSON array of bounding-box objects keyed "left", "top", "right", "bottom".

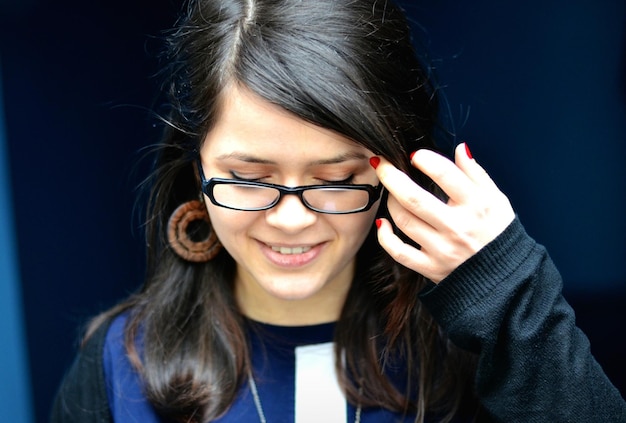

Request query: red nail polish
[
  {"left": 410, "top": 151, "right": 416, "bottom": 161},
  {"left": 375, "top": 218, "right": 382, "bottom": 229},
  {"left": 464, "top": 143, "right": 473, "bottom": 159},
  {"left": 369, "top": 157, "right": 380, "bottom": 169}
]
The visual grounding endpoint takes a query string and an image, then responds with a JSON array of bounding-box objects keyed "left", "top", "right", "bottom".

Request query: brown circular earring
[{"left": 167, "top": 200, "right": 222, "bottom": 262}]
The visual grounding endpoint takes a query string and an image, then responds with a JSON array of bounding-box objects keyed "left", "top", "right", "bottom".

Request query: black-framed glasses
[{"left": 197, "top": 160, "right": 382, "bottom": 214}]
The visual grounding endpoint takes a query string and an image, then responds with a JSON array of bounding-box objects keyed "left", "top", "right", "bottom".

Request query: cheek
[
  {"left": 205, "top": 204, "right": 249, "bottom": 249},
  {"left": 338, "top": 208, "right": 378, "bottom": 247}
]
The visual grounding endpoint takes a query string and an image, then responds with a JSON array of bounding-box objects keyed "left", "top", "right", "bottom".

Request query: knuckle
[
  {"left": 403, "top": 192, "right": 423, "bottom": 213},
  {"left": 392, "top": 211, "right": 413, "bottom": 232},
  {"left": 390, "top": 248, "right": 411, "bottom": 266}
]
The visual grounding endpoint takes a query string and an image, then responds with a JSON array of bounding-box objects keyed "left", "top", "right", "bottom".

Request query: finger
[
  {"left": 375, "top": 217, "right": 430, "bottom": 274},
  {"left": 374, "top": 157, "right": 450, "bottom": 227},
  {"left": 410, "top": 148, "right": 476, "bottom": 205},
  {"left": 454, "top": 143, "right": 500, "bottom": 190},
  {"left": 376, "top": 218, "right": 450, "bottom": 283},
  {"left": 455, "top": 143, "right": 516, "bottom": 239},
  {"left": 386, "top": 194, "right": 440, "bottom": 251}
]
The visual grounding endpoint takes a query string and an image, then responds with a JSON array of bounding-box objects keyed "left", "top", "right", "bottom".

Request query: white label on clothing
[{"left": 295, "top": 342, "right": 346, "bottom": 423}]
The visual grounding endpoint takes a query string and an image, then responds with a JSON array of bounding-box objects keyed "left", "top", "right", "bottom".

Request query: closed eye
[
  {"left": 230, "top": 171, "right": 356, "bottom": 185},
  {"left": 229, "top": 170, "right": 265, "bottom": 182},
  {"left": 319, "top": 175, "right": 355, "bottom": 185}
]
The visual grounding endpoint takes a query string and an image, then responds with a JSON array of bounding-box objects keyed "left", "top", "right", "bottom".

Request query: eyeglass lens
[{"left": 212, "top": 184, "right": 370, "bottom": 213}]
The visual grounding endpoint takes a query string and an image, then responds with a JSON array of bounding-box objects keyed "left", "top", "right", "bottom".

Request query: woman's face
[{"left": 199, "top": 85, "right": 380, "bottom": 325}]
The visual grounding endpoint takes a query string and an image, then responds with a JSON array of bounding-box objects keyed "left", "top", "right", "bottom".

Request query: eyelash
[
  {"left": 229, "top": 171, "right": 355, "bottom": 185},
  {"left": 229, "top": 171, "right": 264, "bottom": 182},
  {"left": 324, "top": 175, "right": 354, "bottom": 185}
]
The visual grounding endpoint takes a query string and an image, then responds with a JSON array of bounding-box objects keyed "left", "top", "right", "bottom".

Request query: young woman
[{"left": 52, "top": 0, "right": 625, "bottom": 422}]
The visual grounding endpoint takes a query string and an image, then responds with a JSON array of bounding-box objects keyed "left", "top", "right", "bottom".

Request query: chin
[{"left": 264, "top": 279, "right": 327, "bottom": 301}]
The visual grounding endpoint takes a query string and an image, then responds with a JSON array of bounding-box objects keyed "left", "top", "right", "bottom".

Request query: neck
[
  {"left": 235, "top": 267, "right": 354, "bottom": 326},
  {"left": 241, "top": 297, "right": 343, "bottom": 326}
]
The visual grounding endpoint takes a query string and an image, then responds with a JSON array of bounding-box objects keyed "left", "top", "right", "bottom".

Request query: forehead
[{"left": 200, "top": 85, "right": 372, "bottom": 162}]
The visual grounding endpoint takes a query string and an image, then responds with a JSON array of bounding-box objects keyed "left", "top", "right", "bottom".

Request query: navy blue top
[{"left": 103, "top": 316, "right": 422, "bottom": 422}]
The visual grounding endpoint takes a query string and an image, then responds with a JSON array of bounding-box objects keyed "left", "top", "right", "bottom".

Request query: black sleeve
[
  {"left": 50, "top": 321, "right": 113, "bottom": 423},
  {"left": 419, "top": 218, "right": 626, "bottom": 422}
]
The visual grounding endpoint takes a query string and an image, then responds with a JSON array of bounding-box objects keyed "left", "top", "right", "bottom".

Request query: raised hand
[{"left": 371, "top": 143, "right": 515, "bottom": 283}]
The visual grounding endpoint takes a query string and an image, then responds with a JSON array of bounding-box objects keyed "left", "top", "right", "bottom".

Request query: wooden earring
[{"left": 167, "top": 200, "right": 222, "bottom": 262}]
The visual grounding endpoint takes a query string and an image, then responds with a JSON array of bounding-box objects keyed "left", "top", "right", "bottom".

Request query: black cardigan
[{"left": 51, "top": 320, "right": 112, "bottom": 423}]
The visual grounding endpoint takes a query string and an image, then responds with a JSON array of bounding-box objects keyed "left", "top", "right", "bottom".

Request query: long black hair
[{"left": 87, "top": 0, "right": 477, "bottom": 421}]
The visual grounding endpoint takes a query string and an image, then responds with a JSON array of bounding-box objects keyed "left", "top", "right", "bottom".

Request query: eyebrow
[{"left": 214, "top": 151, "right": 369, "bottom": 166}]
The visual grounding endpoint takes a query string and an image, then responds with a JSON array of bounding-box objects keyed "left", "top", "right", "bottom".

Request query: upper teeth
[{"left": 271, "top": 246, "right": 312, "bottom": 255}]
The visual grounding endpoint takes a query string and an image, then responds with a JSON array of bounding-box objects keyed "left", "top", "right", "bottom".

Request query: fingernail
[
  {"left": 369, "top": 156, "right": 380, "bottom": 169},
  {"left": 375, "top": 218, "right": 382, "bottom": 229},
  {"left": 409, "top": 151, "right": 417, "bottom": 161},
  {"left": 464, "top": 143, "right": 473, "bottom": 159}
]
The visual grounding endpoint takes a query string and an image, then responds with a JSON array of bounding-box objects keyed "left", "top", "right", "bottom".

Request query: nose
[{"left": 265, "top": 193, "right": 317, "bottom": 233}]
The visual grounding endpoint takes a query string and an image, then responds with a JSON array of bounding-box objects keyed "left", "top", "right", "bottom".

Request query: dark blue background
[{"left": 0, "top": 0, "right": 624, "bottom": 421}]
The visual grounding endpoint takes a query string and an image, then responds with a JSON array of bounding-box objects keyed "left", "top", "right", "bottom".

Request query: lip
[{"left": 258, "top": 241, "right": 325, "bottom": 268}]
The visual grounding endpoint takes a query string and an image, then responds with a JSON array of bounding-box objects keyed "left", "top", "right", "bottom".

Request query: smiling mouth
[{"left": 270, "top": 245, "right": 313, "bottom": 255}]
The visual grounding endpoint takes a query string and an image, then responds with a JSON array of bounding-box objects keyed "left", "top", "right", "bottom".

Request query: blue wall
[
  {"left": 0, "top": 0, "right": 624, "bottom": 421},
  {"left": 0, "top": 2, "right": 174, "bottom": 421},
  {"left": 398, "top": 0, "right": 626, "bottom": 294},
  {"left": 0, "top": 61, "right": 33, "bottom": 423}
]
